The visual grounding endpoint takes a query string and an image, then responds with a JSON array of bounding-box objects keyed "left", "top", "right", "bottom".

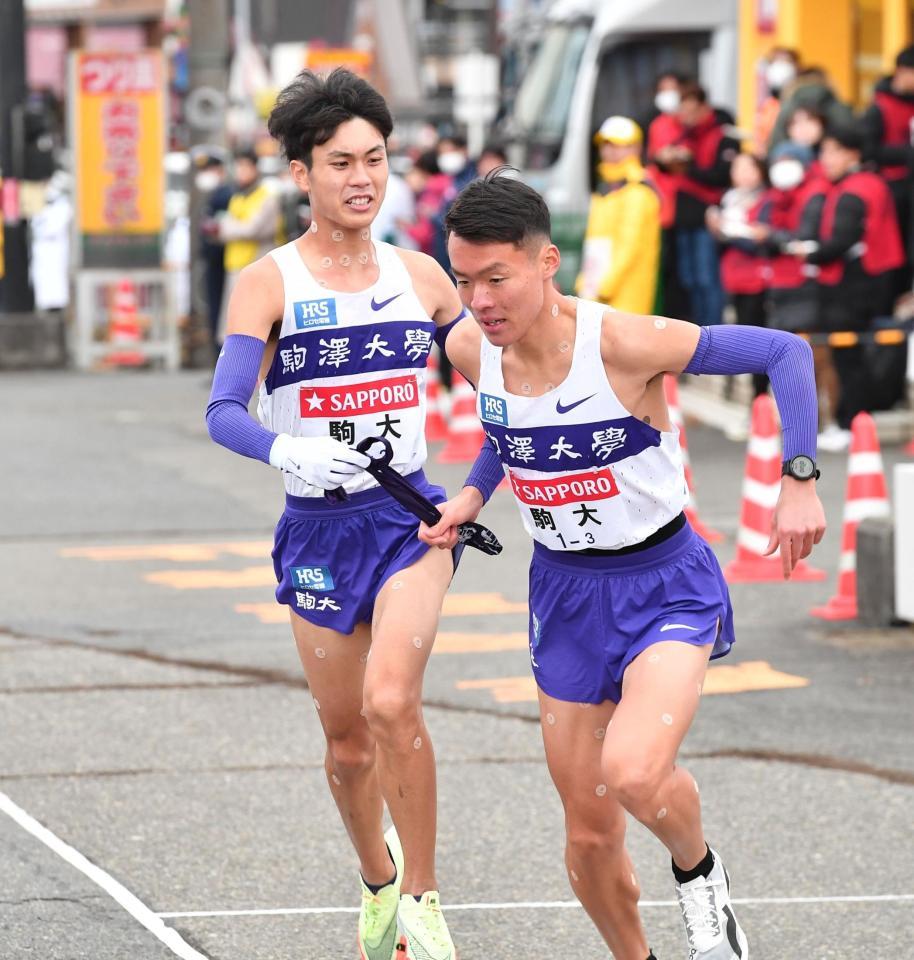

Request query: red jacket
[
  {"left": 763, "top": 174, "right": 828, "bottom": 289},
  {"left": 873, "top": 90, "right": 914, "bottom": 181},
  {"left": 647, "top": 111, "right": 726, "bottom": 225},
  {"left": 818, "top": 171, "right": 905, "bottom": 285},
  {"left": 720, "top": 196, "right": 767, "bottom": 295}
]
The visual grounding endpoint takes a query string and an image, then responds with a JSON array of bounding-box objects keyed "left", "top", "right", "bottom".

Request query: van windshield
[{"left": 513, "top": 21, "right": 591, "bottom": 142}]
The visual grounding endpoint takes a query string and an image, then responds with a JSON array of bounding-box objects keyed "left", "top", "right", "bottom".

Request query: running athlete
[
  {"left": 206, "top": 69, "right": 468, "bottom": 960},
  {"left": 421, "top": 172, "right": 826, "bottom": 960}
]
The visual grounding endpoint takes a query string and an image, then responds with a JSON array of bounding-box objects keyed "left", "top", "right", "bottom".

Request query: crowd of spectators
[{"left": 580, "top": 46, "right": 914, "bottom": 452}]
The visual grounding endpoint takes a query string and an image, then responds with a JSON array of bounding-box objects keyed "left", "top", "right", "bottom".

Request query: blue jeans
[{"left": 676, "top": 227, "right": 724, "bottom": 326}]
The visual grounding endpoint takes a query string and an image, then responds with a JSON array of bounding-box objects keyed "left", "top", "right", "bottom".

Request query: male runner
[
  {"left": 206, "top": 69, "right": 469, "bottom": 960},
  {"left": 421, "top": 172, "right": 826, "bottom": 960}
]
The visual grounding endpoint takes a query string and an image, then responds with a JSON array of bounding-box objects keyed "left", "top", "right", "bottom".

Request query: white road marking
[
  {"left": 0, "top": 790, "right": 209, "bottom": 960},
  {"left": 157, "top": 893, "right": 914, "bottom": 919}
]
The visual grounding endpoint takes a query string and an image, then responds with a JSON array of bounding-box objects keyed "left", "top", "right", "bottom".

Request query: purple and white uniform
[
  {"left": 262, "top": 240, "right": 449, "bottom": 633},
  {"left": 476, "top": 298, "right": 735, "bottom": 703}
]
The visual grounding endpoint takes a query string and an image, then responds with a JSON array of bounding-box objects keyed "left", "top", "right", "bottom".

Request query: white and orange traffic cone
[
  {"left": 425, "top": 348, "right": 449, "bottom": 443},
  {"left": 664, "top": 375, "right": 723, "bottom": 543},
  {"left": 724, "top": 394, "right": 826, "bottom": 583},
  {"left": 106, "top": 278, "right": 145, "bottom": 367},
  {"left": 811, "top": 412, "right": 890, "bottom": 620},
  {"left": 437, "top": 370, "right": 486, "bottom": 464}
]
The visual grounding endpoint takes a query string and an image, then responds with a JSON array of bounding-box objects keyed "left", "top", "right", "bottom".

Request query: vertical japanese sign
[{"left": 70, "top": 50, "right": 165, "bottom": 267}]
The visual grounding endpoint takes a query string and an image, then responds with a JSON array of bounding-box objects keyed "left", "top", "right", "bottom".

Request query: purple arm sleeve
[
  {"left": 434, "top": 308, "right": 467, "bottom": 350},
  {"left": 463, "top": 436, "right": 504, "bottom": 504},
  {"left": 684, "top": 325, "right": 817, "bottom": 460},
  {"left": 205, "top": 334, "right": 277, "bottom": 464}
]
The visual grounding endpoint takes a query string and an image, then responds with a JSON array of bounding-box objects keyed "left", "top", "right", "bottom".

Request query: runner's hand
[
  {"left": 269, "top": 434, "right": 371, "bottom": 489},
  {"left": 764, "top": 477, "right": 826, "bottom": 579},
  {"left": 419, "top": 487, "right": 484, "bottom": 549}
]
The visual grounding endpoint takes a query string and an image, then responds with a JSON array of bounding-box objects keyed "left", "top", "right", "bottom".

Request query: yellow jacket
[
  {"left": 576, "top": 157, "right": 660, "bottom": 315},
  {"left": 221, "top": 183, "right": 281, "bottom": 273}
]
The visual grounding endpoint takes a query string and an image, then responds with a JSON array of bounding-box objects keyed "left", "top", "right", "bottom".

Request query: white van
[{"left": 506, "top": 0, "right": 738, "bottom": 290}]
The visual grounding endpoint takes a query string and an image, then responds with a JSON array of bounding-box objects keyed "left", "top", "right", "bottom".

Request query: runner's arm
[
  {"left": 606, "top": 313, "right": 817, "bottom": 460},
  {"left": 205, "top": 258, "right": 369, "bottom": 484},
  {"left": 607, "top": 313, "right": 825, "bottom": 577}
]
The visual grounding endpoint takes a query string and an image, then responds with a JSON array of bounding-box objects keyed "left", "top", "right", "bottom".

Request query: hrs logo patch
[
  {"left": 293, "top": 298, "right": 338, "bottom": 330},
  {"left": 479, "top": 393, "right": 508, "bottom": 426},
  {"left": 289, "top": 565, "right": 335, "bottom": 591}
]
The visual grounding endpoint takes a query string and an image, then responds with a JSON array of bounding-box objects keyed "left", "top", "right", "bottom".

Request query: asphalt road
[{"left": 1, "top": 370, "right": 912, "bottom": 960}]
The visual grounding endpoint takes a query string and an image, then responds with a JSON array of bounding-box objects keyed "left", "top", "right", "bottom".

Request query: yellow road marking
[
  {"left": 62, "top": 542, "right": 271, "bottom": 562},
  {"left": 457, "top": 660, "right": 809, "bottom": 704},
  {"left": 147, "top": 567, "right": 275, "bottom": 590},
  {"left": 441, "top": 593, "right": 528, "bottom": 616},
  {"left": 236, "top": 602, "right": 286, "bottom": 624},
  {"left": 434, "top": 632, "right": 528, "bottom": 654}
]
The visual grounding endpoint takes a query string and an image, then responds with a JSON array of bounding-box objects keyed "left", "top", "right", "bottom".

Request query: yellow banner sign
[{"left": 73, "top": 50, "right": 164, "bottom": 237}]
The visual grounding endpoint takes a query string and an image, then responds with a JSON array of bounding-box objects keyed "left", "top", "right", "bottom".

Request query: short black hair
[
  {"left": 897, "top": 44, "right": 914, "bottom": 69},
  {"left": 268, "top": 68, "right": 393, "bottom": 168},
  {"left": 823, "top": 123, "right": 864, "bottom": 153},
  {"left": 679, "top": 81, "right": 707, "bottom": 104},
  {"left": 233, "top": 147, "right": 259, "bottom": 166},
  {"left": 414, "top": 149, "right": 440, "bottom": 175},
  {"left": 446, "top": 169, "right": 551, "bottom": 248},
  {"left": 479, "top": 141, "right": 508, "bottom": 162}
]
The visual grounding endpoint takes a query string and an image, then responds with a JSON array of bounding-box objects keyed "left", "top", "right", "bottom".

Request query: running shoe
[
  {"left": 358, "top": 826, "right": 405, "bottom": 960},
  {"left": 395, "top": 890, "right": 456, "bottom": 960},
  {"left": 675, "top": 849, "right": 748, "bottom": 960}
]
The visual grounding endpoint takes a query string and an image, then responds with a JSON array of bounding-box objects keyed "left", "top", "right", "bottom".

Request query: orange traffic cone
[
  {"left": 664, "top": 375, "right": 723, "bottom": 542},
  {"left": 107, "top": 278, "right": 145, "bottom": 367},
  {"left": 437, "top": 370, "right": 486, "bottom": 464},
  {"left": 425, "top": 348, "right": 449, "bottom": 443},
  {"left": 811, "top": 412, "right": 890, "bottom": 620},
  {"left": 724, "top": 394, "right": 826, "bottom": 583}
]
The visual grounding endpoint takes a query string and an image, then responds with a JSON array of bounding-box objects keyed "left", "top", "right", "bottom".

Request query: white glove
[{"left": 269, "top": 434, "right": 371, "bottom": 490}]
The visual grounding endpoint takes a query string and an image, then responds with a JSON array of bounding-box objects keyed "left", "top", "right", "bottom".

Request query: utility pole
[
  {"left": 0, "top": 0, "right": 35, "bottom": 313},
  {"left": 187, "top": 0, "right": 230, "bottom": 362}
]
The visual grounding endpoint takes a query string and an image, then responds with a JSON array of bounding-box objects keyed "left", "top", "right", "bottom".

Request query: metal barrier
[{"left": 72, "top": 269, "right": 179, "bottom": 371}]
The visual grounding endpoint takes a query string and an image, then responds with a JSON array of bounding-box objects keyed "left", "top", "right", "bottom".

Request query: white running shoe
[
  {"left": 675, "top": 849, "right": 748, "bottom": 960},
  {"left": 358, "top": 826, "right": 405, "bottom": 960},
  {"left": 395, "top": 890, "right": 456, "bottom": 960},
  {"left": 817, "top": 424, "right": 851, "bottom": 453}
]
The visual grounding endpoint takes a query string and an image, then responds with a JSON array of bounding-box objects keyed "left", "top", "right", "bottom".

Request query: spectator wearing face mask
[
  {"left": 576, "top": 116, "right": 660, "bottom": 314},
  {"left": 645, "top": 73, "right": 690, "bottom": 317},
  {"left": 651, "top": 82, "right": 739, "bottom": 326},
  {"left": 754, "top": 47, "right": 800, "bottom": 155},
  {"left": 802, "top": 127, "right": 905, "bottom": 449},
  {"left": 861, "top": 43, "right": 914, "bottom": 296},
  {"left": 752, "top": 144, "right": 831, "bottom": 418}
]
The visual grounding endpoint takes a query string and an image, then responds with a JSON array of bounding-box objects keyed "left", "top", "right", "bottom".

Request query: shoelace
[
  {"left": 409, "top": 900, "right": 451, "bottom": 951},
  {"left": 679, "top": 882, "right": 722, "bottom": 950},
  {"left": 361, "top": 891, "right": 391, "bottom": 933}
]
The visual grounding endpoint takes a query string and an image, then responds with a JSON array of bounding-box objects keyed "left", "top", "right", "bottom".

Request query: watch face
[{"left": 791, "top": 455, "right": 815, "bottom": 479}]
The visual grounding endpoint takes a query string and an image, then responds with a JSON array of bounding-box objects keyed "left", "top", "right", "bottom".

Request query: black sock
[
  {"left": 672, "top": 844, "right": 714, "bottom": 884},
  {"left": 362, "top": 845, "right": 397, "bottom": 894},
  {"left": 647, "top": 953, "right": 658, "bottom": 960}
]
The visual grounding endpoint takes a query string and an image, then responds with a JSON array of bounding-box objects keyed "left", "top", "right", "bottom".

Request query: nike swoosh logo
[
  {"left": 659, "top": 623, "right": 700, "bottom": 632},
  {"left": 555, "top": 394, "right": 595, "bottom": 415},
  {"left": 370, "top": 292, "right": 404, "bottom": 311}
]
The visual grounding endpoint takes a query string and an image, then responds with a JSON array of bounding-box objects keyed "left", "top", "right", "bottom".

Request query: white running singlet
[
  {"left": 258, "top": 240, "right": 435, "bottom": 497},
  {"left": 476, "top": 298, "right": 688, "bottom": 550}
]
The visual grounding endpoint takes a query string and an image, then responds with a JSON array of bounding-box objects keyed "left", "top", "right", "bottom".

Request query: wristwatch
[{"left": 782, "top": 455, "right": 820, "bottom": 481}]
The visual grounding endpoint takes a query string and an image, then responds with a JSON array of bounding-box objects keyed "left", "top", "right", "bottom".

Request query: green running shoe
[
  {"left": 395, "top": 890, "right": 456, "bottom": 960},
  {"left": 358, "top": 826, "right": 404, "bottom": 960}
]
